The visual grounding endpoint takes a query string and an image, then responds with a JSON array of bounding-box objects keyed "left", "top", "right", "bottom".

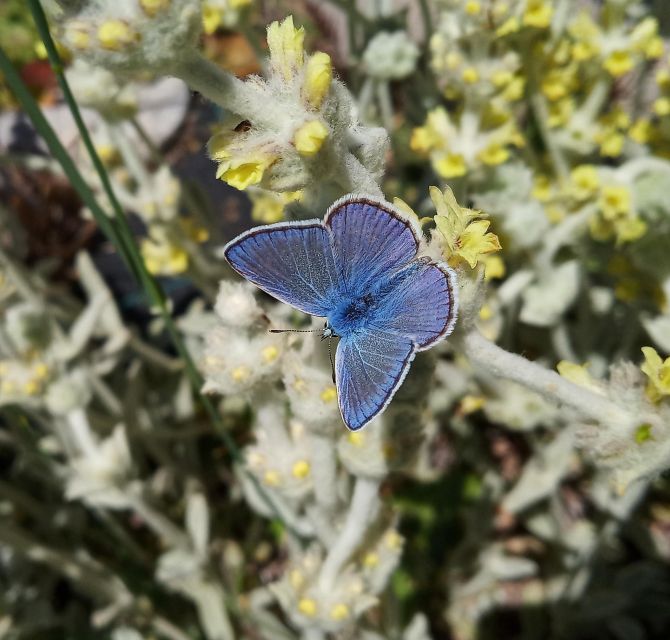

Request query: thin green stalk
[
  {"left": 7, "top": 2, "right": 296, "bottom": 539},
  {"left": 22, "top": 0, "right": 222, "bottom": 444},
  {"left": 418, "top": 0, "right": 434, "bottom": 42}
]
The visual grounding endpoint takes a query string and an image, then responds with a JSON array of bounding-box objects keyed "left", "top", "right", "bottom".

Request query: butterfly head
[{"left": 320, "top": 321, "right": 337, "bottom": 341}]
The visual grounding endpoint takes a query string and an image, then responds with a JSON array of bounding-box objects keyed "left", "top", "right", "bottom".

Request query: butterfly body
[{"left": 223, "top": 195, "right": 458, "bottom": 431}]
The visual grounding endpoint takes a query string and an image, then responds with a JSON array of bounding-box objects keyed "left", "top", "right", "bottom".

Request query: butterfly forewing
[
  {"left": 325, "top": 198, "right": 420, "bottom": 293},
  {"left": 335, "top": 330, "right": 415, "bottom": 431},
  {"left": 224, "top": 221, "right": 341, "bottom": 317}
]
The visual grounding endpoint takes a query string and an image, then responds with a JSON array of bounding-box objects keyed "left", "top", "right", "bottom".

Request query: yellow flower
[
  {"left": 542, "top": 68, "right": 575, "bottom": 102},
  {"left": 139, "top": 0, "right": 171, "bottom": 18},
  {"left": 462, "top": 67, "right": 480, "bottom": 84},
  {"left": 454, "top": 220, "right": 502, "bottom": 268},
  {"left": 599, "top": 132, "right": 625, "bottom": 158},
  {"left": 465, "top": 1, "right": 481, "bottom": 16},
  {"left": 557, "top": 361, "right": 602, "bottom": 393},
  {"left": 653, "top": 97, "right": 670, "bottom": 117},
  {"left": 640, "top": 347, "right": 670, "bottom": 403},
  {"left": 570, "top": 165, "right": 599, "bottom": 201},
  {"left": 459, "top": 395, "right": 486, "bottom": 414},
  {"left": 483, "top": 254, "right": 505, "bottom": 280},
  {"left": 629, "top": 119, "right": 651, "bottom": 144},
  {"left": 599, "top": 185, "right": 631, "bottom": 220},
  {"left": 267, "top": 16, "right": 305, "bottom": 80},
  {"left": 97, "top": 20, "right": 140, "bottom": 50},
  {"left": 604, "top": 50, "right": 634, "bottom": 77},
  {"left": 532, "top": 175, "right": 552, "bottom": 202},
  {"left": 656, "top": 69, "right": 670, "bottom": 90},
  {"left": 523, "top": 0, "right": 552, "bottom": 29},
  {"left": 548, "top": 98, "right": 574, "bottom": 128},
  {"left": 263, "top": 469, "right": 281, "bottom": 486},
  {"left": 141, "top": 238, "right": 188, "bottom": 276},
  {"left": 644, "top": 37, "right": 664, "bottom": 60},
  {"left": 478, "top": 144, "right": 509, "bottom": 166},
  {"left": 614, "top": 216, "right": 647, "bottom": 244},
  {"left": 435, "top": 153, "right": 467, "bottom": 178},
  {"left": 202, "top": 5, "right": 222, "bottom": 35},
  {"left": 65, "top": 23, "right": 91, "bottom": 50},
  {"left": 216, "top": 152, "right": 275, "bottom": 190},
  {"left": 410, "top": 126, "right": 433, "bottom": 153},
  {"left": 631, "top": 17, "right": 663, "bottom": 59},
  {"left": 261, "top": 345, "right": 279, "bottom": 364},
  {"left": 391, "top": 197, "right": 421, "bottom": 225},
  {"left": 303, "top": 52, "right": 333, "bottom": 109},
  {"left": 431, "top": 186, "right": 501, "bottom": 268},
  {"left": 330, "top": 604, "right": 350, "bottom": 621},
  {"left": 298, "top": 598, "right": 318, "bottom": 617},
  {"left": 250, "top": 190, "right": 302, "bottom": 223},
  {"left": 291, "top": 460, "right": 311, "bottom": 479},
  {"left": 293, "top": 120, "right": 329, "bottom": 157},
  {"left": 496, "top": 16, "right": 520, "bottom": 37},
  {"left": 572, "top": 41, "right": 598, "bottom": 62}
]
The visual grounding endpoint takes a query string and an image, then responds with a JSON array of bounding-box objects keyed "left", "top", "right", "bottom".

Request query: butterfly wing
[
  {"left": 223, "top": 221, "right": 342, "bottom": 317},
  {"left": 371, "top": 259, "right": 458, "bottom": 350},
  {"left": 335, "top": 329, "right": 415, "bottom": 431},
  {"left": 324, "top": 196, "right": 421, "bottom": 293}
]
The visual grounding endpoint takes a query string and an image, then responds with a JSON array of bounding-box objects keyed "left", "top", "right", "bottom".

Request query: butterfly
[{"left": 223, "top": 195, "right": 458, "bottom": 431}]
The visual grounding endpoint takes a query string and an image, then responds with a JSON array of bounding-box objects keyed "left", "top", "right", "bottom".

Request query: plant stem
[
  {"left": 318, "top": 477, "right": 380, "bottom": 590},
  {"left": 460, "top": 330, "right": 633, "bottom": 429},
  {"left": 309, "top": 432, "right": 339, "bottom": 514},
  {"left": 172, "top": 52, "right": 275, "bottom": 125},
  {"left": 418, "top": 0, "right": 434, "bottom": 42}
]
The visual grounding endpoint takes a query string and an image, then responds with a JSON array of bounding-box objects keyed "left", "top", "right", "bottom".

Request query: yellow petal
[
  {"left": 139, "top": 0, "right": 171, "bottom": 18},
  {"left": 303, "top": 52, "right": 333, "bottom": 109},
  {"left": 434, "top": 153, "right": 467, "bottom": 178},
  {"left": 455, "top": 220, "right": 502, "bottom": 268},
  {"left": 267, "top": 16, "right": 305, "bottom": 80},
  {"left": 217, "top": 153, "right": 274, "bottom": 190},
  {"left": 97, "top": 20, "right": 139, "bottom": 51},
  {"left": 202, "top": 5, "right": 222, "bottom": 35},
  {"left": 557, "top": 361, "right": 595, "bottom": 388},
  {"left": 293, "top": 120, "right": 329, "bottom": 157}
]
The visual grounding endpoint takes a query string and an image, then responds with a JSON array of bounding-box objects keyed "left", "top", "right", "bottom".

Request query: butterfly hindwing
[
  {"left": 371, "top": 260, "right": 458, "bottom": 350},
  {"left": 335, "top": 329, "right": 415, "bottom": 431},
  {"left": 325, "top": 197, "right": 420, "bottom": 294},
  {"left": 223, "top": 221, "right": 341, "bottom": 317}
]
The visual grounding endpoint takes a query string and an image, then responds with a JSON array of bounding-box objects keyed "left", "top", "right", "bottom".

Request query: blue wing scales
[
  {"left": 371, "top": 260, "right": 458, "bottom": 350},
  {"left": 223, "top": 221, "right": 341, "bottom": 317},
  {"left": 325, "top": 197, "right": 420, "bottom": 294},
  {"left": 336, "top": 330, "right": 415, "bottom": 431}
]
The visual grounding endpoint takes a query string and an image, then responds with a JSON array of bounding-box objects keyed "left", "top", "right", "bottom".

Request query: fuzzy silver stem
[
  {"left": 318, "top": 476, "right": 380, "bottom": 590},
  {"left": 461, "top": 330, "right": 633, "bottom": 430}
]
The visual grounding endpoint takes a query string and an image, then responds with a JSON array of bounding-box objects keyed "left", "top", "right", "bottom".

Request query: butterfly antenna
[
  {"left": 269, "top": 328, "right": 323, "bottom": 333},
  {"left": 328, "top": 336, "right": 335, "bottom": 384}
]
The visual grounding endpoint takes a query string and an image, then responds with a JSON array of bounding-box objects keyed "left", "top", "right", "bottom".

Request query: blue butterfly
[{"left": 223, "top": 195, "right": 458, "bottom": 431}]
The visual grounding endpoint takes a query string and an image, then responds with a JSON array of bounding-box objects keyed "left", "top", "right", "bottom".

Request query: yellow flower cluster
[
  {"left": 431, "top": 186, "right": 502, "bottom": 269},
  {"left": 0, "top": 359, "right": 50, "bottom": 400},
  {"left": 140, "top": 219, "right": 209, "bottom": 276},
  {"left": 533, "top": 166, "right": 647, "bottom": 245},
  {"left": 208, "top": 16, "right": 334, "bottom": 192},
  {"left": 410, "top": 107, "right": 523, "bottom": 179}
]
